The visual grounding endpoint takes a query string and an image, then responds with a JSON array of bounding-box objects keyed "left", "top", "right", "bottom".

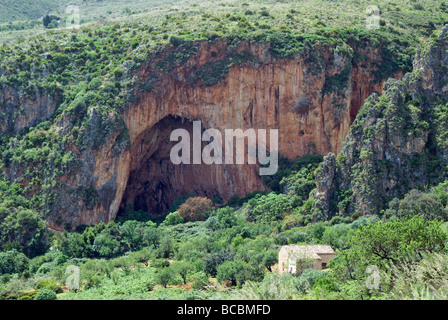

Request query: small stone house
[{"left": 278, "top": 245, "right": 336, "bottom": 275}]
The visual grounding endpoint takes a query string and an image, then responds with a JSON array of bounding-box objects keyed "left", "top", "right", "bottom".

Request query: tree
[
  {"left": 172, "top": 261, "right": 194, "bottom": 284},
  {"left": 120, "top": 220, "right": 145, "bottom": 251},
  {"left": 0, "top": 209, "right": 49, "bottom": 258},
  {"left": 204, "top": 251, "right": 234, "bottom": 277},
  {"left": 282, "top": 228, "right": 307, "bottom": 244},
  {"left": 156, "top": 267, "right": 175, "bottom": 288},
  {"left": 92, "top": 233, "right": 121, "bottom": 258},
  {"left": 47, "top": 19, "right": 59, "bottom": 29},
  {"left": 215, "top": 206, "right": 239, "bottom": 228},
  {"left": 432, "top": 181, "right": 448, "bottom": 207},
  {"left": 112, "top": 256, "right": 134, "bottom": 276},
  {"left": 0, "top": 250, "right": 29, "bottom": 275},
  {"left": 116, "top": 203, "right": 151, "bottom": 223},
  {"left": 178, "top": 197, "right": 213, "bottom": 222},
  {"left": 397, "top": 190, "right": 448, "bottom": 221},
  {"left": 295, "top": 269, "right": 327, "bottom": 294},
  {"left": 261, "top": 250, "right": 278, "bottom": 272},
  {"left": 216, "top": 260, "right": 264, "bottom": 287},
  {"left": 216, "top": 260, "right": 242, "bottom": 286},
  {"left": 294, "top": 252, "right": 316, "bottom": 275},
  {"left": 42, "top": 15, "right": 51, "bottom": 27},
  {"left": 42, "top": 15, "right": 60, "bottom": 28},
  {"left": 248, "top": 193, "right": 294, "bottom": 223},
  {"left": 162, "top": 211, "right": 184, "bottom": 226},
  {"left": 309, "top": 222, "right": 326, "bottom": 241},
  {"left": 332, "top": 216, "right": 447, "bottom": 292},
  {"left": 321, "top": 224, "right": 353, "bottom": 250},
  {"left": 156, "top": 235, "right": 174, "bottom": 259},
  {"left": 143, "top": 225, "right": 162, "bottom": 248},
  {"left": 191, "top": 272, "right": 210, "bottom": 290},
  {"left": 56, "top": 231, "right": 88, "bottom": 258},
  {"left": 128, "top": 247, "right": 153, "bottom": 267}
]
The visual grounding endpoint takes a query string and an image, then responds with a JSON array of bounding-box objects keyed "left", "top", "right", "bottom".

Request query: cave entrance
[{"left": 118, "top": 115, "right": 228, "bottom": 217}]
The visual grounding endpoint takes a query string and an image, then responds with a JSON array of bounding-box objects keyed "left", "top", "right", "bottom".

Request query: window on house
[{"left": 322, "top": 263, "right": 327, "bottom": 269}]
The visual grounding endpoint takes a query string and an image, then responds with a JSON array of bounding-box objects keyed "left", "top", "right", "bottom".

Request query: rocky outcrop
[
  {"left": 3, "top": 38, "right": 398, "bottom": 230},
  {"left": 315, "top": 26, "right": 448, "bottom": 219},
  {"left": 0, "top": 85, "right": 60, "bottom": 134}
]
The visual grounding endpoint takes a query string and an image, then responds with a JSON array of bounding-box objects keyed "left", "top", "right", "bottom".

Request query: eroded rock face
[
  {"left": 43, "top": 39, "right": 395, "bottom": 230},
  {"left": 0, "top": 85, "right": 59, "bottom": 134},
  {"left": 120, "top": 115, "right": 263, "bottom": 214},
  {"left": 314, "top": 26, "right": 448, "bottom": 219}
]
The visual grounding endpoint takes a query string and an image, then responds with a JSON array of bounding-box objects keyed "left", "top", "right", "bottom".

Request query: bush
[
  {"left": 178, "top": 197, "right": 213, "bottom": 222},
  {"left": 34, "top": 289, "right": 57, "bottom": 300},
  {"left": 163, "top": 211, "right": 184, "bottom": 226},
  {"left": 385, "top": 189, "right": 448, "bottom": 221},
  {"left": 156, "top": 267, "right": 175, "bottom": 288},
  {"left": 35, "top": 279, "right": 59, "bottom": 290},
  {"left": 169, "top": 36, "right": 185, "bottom": 47},
  {"left": 0, "top": 210, "right": 49, "bottom": 257},
  {"left": 248, "top": 193, "right": 294, "bottom": 223},
  {"left": 204, "top": 251, "right": 235, "bottom": 277},
  {"left": 0, "top": 250, "right": 29, "bottom": 275},
  {"left": 191, "top": 272, "right": 210, "bottom": 290},
  {"left": 295, "top": 269, "right": 327, "bottom": 293},
  {"left": 312, "top": 277, "right": 338, "bottom": 293},
  {"left": 216, "top": 260, "right": 264, "bottom": 287},
  {"left": 36, "top": 264, "right": 52, "bottom": 274},
  {"left": 151, "top": 259, "right": 170, "bottom": 268},
  {"left": 52, "top": 286, "right": 64, "bottom": 294},
  {"left": 227, "top": 194, "right": 241, "bottom": 207},
  {"left": 283, "top": 228, "right": 307, "bottom": 244},
  {"left": 92, "top": 233, "right": 121, "bottom": 258},
  {"left": 18, "top": 291, "right": 38, "bottom": 300},
  {"left": 116, "top": 203, "right": 152, "bottom": 223}
]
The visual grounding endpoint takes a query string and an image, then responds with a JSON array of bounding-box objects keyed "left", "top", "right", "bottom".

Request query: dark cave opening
[{"left": 117, "top": 115, "right": 227, "bottom": 218}]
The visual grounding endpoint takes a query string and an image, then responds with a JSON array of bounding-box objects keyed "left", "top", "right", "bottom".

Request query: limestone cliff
[
  {"left": 2, "top": 37, "right": 399, "bottom": 230},
  {"left": 0, "top": 85, "right": 60, "bottom": 134},
  {"left": 315, "top": 26, "right": 448, "bottom": 219}
]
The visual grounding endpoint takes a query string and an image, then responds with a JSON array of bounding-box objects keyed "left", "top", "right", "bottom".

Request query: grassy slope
[
  {"left": 0, "top": 0, "right": 184, "bottom": 43},
  {"left": 2, "top": 0, "right": 448, "bottom": 42},
  {"left": 0, "top": 0, "right": 65, "bottom": 23}
]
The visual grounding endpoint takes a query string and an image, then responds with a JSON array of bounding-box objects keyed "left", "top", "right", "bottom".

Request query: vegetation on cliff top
[
  {"left": 1, "top": 0, "right": 446, "bottom": 218},
  {"left": 1, "top": 0, "right": 448, "bottom": 300},
  {"left": 315, "top": 28, "right": 448, "bottom": 221}
]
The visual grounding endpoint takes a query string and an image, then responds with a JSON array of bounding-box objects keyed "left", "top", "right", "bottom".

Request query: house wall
[
  {"left": 278, "top": 248, "right": 291, "bottom": 275},
  {"left": 312, "top": 259, "right": 323, "bottom": 271},
  {"left": 278, "top": 248, "right": 336, "bottom": 275},
  {"left": 318, "top": 253, "right": 336, "bottom": 269}
]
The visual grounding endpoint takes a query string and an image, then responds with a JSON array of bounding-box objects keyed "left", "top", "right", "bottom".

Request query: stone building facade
[{"left": 278, "top": 245, "right": 336, "bottom": 275}]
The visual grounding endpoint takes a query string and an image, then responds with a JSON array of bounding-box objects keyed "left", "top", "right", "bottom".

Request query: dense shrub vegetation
[
  {"left": 0, "top": 151, "right": 447, "bottom": 300},
  {"left": 1, "top": 0, "right": 448, "bottom": 300}
]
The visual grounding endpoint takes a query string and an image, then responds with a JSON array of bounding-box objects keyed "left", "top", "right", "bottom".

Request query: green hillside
[
  {"left": 0, "top": 0, "right": 65, "bottom": 22},
  {"left": 1, "top": 0, "right": 448, "bottom": 302}
]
